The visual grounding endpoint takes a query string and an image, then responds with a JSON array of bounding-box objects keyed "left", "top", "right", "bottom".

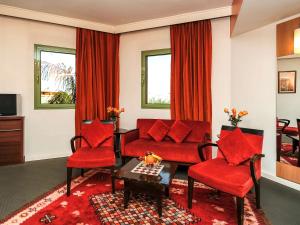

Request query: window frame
[
  {"left": 141, "top": 48, "right": 171, "bottom": 109},
  {"left": 34, "top": 44, "right": 76, "bottom": 109}
]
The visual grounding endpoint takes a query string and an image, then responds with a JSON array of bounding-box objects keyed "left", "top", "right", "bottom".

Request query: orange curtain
[
  {"left": 75, "top": 28, "right": 120, "bottom": 136},
  {"left": 170, "top": 20, "right": 212, "bottom": 124}
]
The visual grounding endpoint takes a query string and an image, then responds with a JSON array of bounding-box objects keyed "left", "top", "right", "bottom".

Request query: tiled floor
[{"left": 0, "top": 157, "right": 300, "bottom": 225}]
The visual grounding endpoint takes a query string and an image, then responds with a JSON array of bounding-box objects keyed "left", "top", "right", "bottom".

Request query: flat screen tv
[{"left": 0, "top": 94, "right": 17, "bottom": 116}]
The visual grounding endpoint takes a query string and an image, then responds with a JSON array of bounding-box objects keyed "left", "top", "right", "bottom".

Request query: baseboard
[
  {"left": 262, "top": 171, "right": 300, "bottom": 191},
  {"left": 25, "top": 152, "right": 70, "bottom": 162}
]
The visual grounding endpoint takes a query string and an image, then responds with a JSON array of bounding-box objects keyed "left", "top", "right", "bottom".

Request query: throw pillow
[
  {"left": 147, "top": 120, "right": 170, "bottom": 142},
  {"left": 168, "top": 120, "right": 192, "bottom": 143},
  {"left": 81, "top": 119, "right": 113, "bottom": 148},
  {"left": 217, "top": 127, "right": 256, "bottom": 166}
]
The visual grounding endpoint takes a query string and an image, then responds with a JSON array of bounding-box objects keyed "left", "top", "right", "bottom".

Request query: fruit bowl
[{"left": 139, "top": 152, "right": 162, "bottom": 166}]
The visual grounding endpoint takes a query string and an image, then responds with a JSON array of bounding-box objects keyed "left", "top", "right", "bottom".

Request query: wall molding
[
  {"left": 0, "top": 4, "right": 115, "bottom": 33},
  {"left": 115, "top": 6, "right": 232, "bottom": 33},
  {"left": 262, "top": 171, "right": 300, "bottom": 191},
  {"left": 0, "top": 4, "right": 232, "bottom": 34}
]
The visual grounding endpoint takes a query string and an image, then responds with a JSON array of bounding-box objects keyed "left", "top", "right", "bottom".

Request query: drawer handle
[{"left": 0, "top": 129, "right": 21, "bottom": 132}]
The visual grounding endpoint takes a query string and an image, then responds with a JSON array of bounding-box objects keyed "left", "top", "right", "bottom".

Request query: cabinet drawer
[
  {"left": 0, "top": 143, "right": 23, "bottom": 164},
  {"left": 0, "top": 119, "right": 22, "bottom": 130},
  {"left": 0, "top": 131, "right": 21, "bottom": 142}
]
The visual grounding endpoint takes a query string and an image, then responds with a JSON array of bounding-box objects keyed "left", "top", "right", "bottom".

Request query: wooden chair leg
[
  {"left": 67, "top": 167, "right": 72, "bottom": 196},
  {"left": 111, "top": 167, "right": 115, "bottom": 194},
  {"left": 255, "top": 180, "right": 261, "bottom": 209},
  {"left": 122, "top": 157, "right": 126, "bottom": 166},
  {"left": 236, "top": 197, "right": 244, "bottom": 225},
  {"left": 188, "top": 176, "right": 194, "bottom": 209},
  {"left": 81, "top": 168, "right": 85, "bottom": 177}
]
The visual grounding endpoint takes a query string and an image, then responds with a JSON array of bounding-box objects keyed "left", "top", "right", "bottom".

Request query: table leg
[
  {"left": 164, "top": 186, "right": 169, "bottom": 197},
  {"left": 292, "top": 139, "right": 298, "bottom": 154},
  {"left": 157, "top": 194, "right": 162, "bottom": 217},
  {"left": 124, "top": 189, "right": 130, "bottom": 209}
]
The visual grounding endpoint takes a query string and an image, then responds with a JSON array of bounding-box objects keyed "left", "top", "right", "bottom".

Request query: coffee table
[{"left": 114, "top": 158, "right": 178, "bottom": 217}]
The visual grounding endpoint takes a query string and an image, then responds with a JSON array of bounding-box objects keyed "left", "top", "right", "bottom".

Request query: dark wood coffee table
[{"left": 114, "top": 158, "right": 178, "bottom": 217}]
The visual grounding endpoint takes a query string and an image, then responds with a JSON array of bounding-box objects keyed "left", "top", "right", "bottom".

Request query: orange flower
[
  {"left": 243, "top": 110, "right": 248, "bottom": 116},
  {"left": 107, "top": 106, "right": 113, "bottom": 113},
  {"left": 232, "top": 108, "right": 237, "bottom": 117},
  {"left": 224, "top": 108, "right": 229, "bottom": 113},
  {"left": 121, "top": 107, "right": 125, "bottom": 112}
]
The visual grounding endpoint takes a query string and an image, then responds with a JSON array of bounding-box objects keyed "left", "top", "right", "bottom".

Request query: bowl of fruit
[{"left": 139, "top": 152, "right": 162, "bottom": 166}]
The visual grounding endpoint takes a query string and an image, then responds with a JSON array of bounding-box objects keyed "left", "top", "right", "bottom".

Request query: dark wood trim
[
  {"left": 188, "top": 176, "right": 194, "bottom": 209},
  {"left": 236, "top": 197, "right": 244, "bottom": 225},
  {"left": 198, "top": 143, "right": 219, "bottom": 162},
  {"left": 221, "top": 125, "right": 264, "bottom": 136}
]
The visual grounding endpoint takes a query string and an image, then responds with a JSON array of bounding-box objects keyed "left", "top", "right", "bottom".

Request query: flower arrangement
[
  {"left": 107, "top": 106, "right": 125, "bottom": 120},
  {"left": 224, "top": 107, "right": 248, "bottom": 127}
]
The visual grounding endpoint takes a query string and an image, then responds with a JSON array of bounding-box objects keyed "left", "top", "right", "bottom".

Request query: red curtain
[
  {"left": 170, "top": 20, "right": 212, "bottom": 123},
  {"left": 75, "top": 28, "right": 120, "bottom": 136}
]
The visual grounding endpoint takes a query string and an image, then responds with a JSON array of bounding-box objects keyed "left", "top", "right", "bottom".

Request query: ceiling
[
  {"left": 233, "top": 0, "right": 300, "bottom": 36},
  {"left": 0, "top": 0, "right": 232, "bottom": 25}
]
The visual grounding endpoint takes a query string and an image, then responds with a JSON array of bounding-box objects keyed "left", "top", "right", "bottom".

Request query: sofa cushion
[
  {"left": 147, "top": 120, "right": 170, "bottom": 142},
  {"left": 81, "top": 119, "right": 113, "bottom": 148},
  {"left": 168, "top": 120, "right": 192, "bottom": 143},
  {"left": 124, "top": 139, "right": 201, "bottom": 163},
  {"left": 137, "top": 119, "right": 210, "bottom": 143},
  {"left": 217, "top": 128, "right": 256, "bottom": 166}
]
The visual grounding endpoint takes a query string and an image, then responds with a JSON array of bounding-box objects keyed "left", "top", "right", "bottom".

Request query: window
[
  {"left": 141, "top": 49, "right": 171, "bottom": 109},
  {"left": 34, "top": 44, "right": 76, "bottom": 109}
]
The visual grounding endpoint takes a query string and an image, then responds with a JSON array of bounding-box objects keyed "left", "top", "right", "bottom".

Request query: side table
[{"left": 114, "top": 128, "right": 128, "bottom": 158}]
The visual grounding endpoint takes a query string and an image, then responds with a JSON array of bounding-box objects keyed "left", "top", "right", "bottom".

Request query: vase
[{"left": 110, "top": 117, "right": 118, "bottom": 131}]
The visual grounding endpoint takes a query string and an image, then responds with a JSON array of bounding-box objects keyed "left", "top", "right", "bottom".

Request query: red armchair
[
  {"left": 188, "top": 125, "right": 264, "bottom": 225},
  {"left": 66, "top": 120, "right": 116, "bottom": 196}
]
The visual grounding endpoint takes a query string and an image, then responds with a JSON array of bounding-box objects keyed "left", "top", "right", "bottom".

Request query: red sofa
[{"left": 121, "top": 119, "right": 211, "bottom": 164}]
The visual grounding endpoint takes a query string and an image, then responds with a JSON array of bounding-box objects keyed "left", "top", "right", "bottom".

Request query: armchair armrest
[
  {"left": 198, "top": 143, "right": 219, "bottom": 162},
  {"left": 250, "top": 154, "right": 265, "bottom": 184},
  {"left": 121, "top": 129, "right": 139, "bottom": 155},
  {"left": 70, "top": 136, "right": 90, "bottom": 153},
  {"left": 278, "top": 119, "right": 290, "bottom": 132}
]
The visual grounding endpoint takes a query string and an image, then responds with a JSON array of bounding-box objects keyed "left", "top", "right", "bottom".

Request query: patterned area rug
[
  {"left": 1, "top": 169, "right": 270, "bottom": 225},
  {"left": 90, "top": 191, "right": 200, "bottom": 224}
]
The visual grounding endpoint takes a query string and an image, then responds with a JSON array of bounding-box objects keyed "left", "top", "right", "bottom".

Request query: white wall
[
  {"left": 119, "top": 17, "right": 231, "bottom": 143},
  {"left": 231, "top": 21, "right": 300, "bottom": 190},
  {"left": 0, "top": 16, "right": 76, "bottom": 161},
  {"left": 277, "top": 58, "right": 300, "bottom": 127}
]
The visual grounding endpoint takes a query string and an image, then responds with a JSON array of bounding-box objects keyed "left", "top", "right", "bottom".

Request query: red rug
[{"left": 1, "top": 169, "right": 270, "bottom": 225}]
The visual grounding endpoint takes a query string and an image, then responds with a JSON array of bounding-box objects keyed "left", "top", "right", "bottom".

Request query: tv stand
[{"left": 0, "top": 116, "right": 24, "bottom": 166}]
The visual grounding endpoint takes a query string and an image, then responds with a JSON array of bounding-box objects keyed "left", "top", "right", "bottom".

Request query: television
[{"left": 0, "top": 94, "right": 20, "bottom": 116}]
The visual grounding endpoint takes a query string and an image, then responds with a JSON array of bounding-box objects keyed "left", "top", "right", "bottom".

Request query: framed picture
[{"left": 278, "top": 71, "right": 297, "bottom": 93}]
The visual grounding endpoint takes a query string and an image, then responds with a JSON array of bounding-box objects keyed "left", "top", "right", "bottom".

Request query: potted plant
[
  {"left": 107, "top": 106, "right": 125, "bottom": 130},
  {"left": 224, "top": 107, "right": 248, "bottom": 127}
]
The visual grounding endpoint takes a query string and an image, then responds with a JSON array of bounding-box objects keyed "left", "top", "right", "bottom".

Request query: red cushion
[
  {"left": 66, "top": 146, "right": 115, "bottom": 168},
  {"left": 217, "top": 128, "right": 256, "bottom": 166},
  {"left": 188, "top": 158, "right": 259, "bottom": 197},
  {"left": 147, "top": 120, "right": 169, "bottom": 142},
  {"left": 136, "top": 119, "right": 210, "bottom": 143},
  {"left": 168, "top": 120, "right": 192, "bottom": 143},
  {"left": 81, "top": 119, "right": 113, "bottom": 148},
  {"left": 124, "top": 139, "right": 201, "bottom": 163}
]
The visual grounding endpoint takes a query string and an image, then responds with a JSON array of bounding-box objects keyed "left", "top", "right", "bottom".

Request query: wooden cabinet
[
  {"left": 0, "top": 116, "right": 24, "bottom": 166},
  {"left": 277, "top": 17, "right": 300, "bottom": 57}
]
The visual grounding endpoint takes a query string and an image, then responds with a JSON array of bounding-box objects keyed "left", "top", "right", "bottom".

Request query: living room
[{"left": 0, "top": 0, "right": 300, "bottom": 224}]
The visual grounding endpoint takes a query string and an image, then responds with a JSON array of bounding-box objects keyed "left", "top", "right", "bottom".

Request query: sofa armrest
[{"left": 121, "top": 129, "right": 139, "bottom": 155}]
